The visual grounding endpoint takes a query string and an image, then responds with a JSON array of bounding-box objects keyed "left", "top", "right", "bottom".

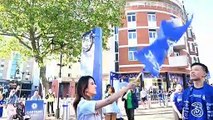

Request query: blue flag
[
  {"left": 135, "top": 16, "right": 193, "bottom": 77},
  {"left": 135, "top": 37, "right": 169, "bottom": 77},
  {"left": 161, "top": 16, "right": 193, "bottom": 42},
  {"left": 80, "top": 27, "right": 103, "bottom": 100}
]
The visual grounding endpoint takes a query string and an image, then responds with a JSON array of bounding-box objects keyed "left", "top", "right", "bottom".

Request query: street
[{"left": 126, "top": 106, "right": 173, "bottom": 120}]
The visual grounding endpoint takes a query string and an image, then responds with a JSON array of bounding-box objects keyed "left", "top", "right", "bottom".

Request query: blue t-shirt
[
  {"left": 173, "top": 92, "right": 183, "bottom": 112},
  {"left": 188, "top": 88, "right": 207, "bottom": 120},
  {"left": 182, "top": 83, "right": 213, "bottom": 120}
]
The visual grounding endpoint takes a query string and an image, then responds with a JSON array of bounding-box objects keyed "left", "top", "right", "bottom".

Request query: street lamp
[{"left": 56, "top": 43, "right": 65, "bottom": 119}]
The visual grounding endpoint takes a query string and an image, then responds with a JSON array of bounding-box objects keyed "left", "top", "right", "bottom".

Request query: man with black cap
[{"left": 182, "top": 62, "right": 213, "bottom": 120}]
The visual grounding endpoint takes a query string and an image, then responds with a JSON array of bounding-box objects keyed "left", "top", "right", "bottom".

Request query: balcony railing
[
  {"left": 168, "top": 55, "right": 188, "bottom": 67},
  {"left": 173, "top": 34, "right": 186, "bottom": 50}
]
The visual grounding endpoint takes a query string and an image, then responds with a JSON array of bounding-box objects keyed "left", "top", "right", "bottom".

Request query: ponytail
[{"left": 73, "top": 94, "right": 81, "bottom": 114}]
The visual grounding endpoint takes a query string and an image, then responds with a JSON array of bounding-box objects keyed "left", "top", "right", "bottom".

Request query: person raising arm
[{"left": 73, "top": 75, "right": 137, "bottom": 120}]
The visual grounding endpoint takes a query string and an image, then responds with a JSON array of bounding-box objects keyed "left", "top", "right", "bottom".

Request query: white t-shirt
[
  {"left": 77, "top": 98, "right": 101, "bottom": 120},
  {"left": 140, "top": 90, "right": 147, "bottom": 98},
  {"left": 103, "top": 101, "right": 119, "bottom": 114}
]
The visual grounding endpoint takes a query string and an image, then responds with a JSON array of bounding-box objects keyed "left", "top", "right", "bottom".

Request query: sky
[{"left": 184, "top": 0, "right": 213, "bottom": 81}]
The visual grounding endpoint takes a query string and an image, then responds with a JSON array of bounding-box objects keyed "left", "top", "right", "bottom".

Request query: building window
[
  {"left": 115, "top": 62, "right": 119, "bottom": 72},
  {"left": 115, "top": 53, "right": 119, "bottom": 62},
  {"left": 115, "top": 41, "right": 118, "bottom": 52},
  {"left": 68, "top": 73, "right": 71, "bottom": 77},
  {"left": 189, "top": 42, "right": 194, "bottom": 52},
  {"left": 148, "top": 13, "right": 156, "bottom": 22},
  {"left": 128, "top": 30, "right": 136, "bottom": 40},
  {"left": 128, "top": 47, "right": 138, "bottom": 61},
  {"left": 68, "top": 65, "right": 71, "bottom": 69},
  {"left": 115, "top": 34, "right": 118, "bottom": 41},
  {"left": 114, "top": 27, "right": 118, "bottom": 34},
  {"left": 188, "top": 29, "right": 192, "bottom": 38},
  {"left": 127, "top": 13, "right": 136, "bottom": 22},
  {"left": 194, "top": 46, "right": 198, "bottom": 53},
  {"left": 192, "top": 56, "right": 199, "bottom": 63},
  {"left": 149, "top": 29, "right": 157, "bottom": 44}
]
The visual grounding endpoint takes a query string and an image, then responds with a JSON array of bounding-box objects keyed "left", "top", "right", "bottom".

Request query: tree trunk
[{"left": 40, "top": 65, "right": 49, "bottom": 96}]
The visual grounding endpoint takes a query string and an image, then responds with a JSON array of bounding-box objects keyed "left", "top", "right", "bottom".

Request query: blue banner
[
  {"left": 25, "top": 100, "right": 44, "bottom": 120},
  {"left": 135, "top": 16, "right": 193, "bottom": 77},
  {"left": 80, "top": 27, "right": 103, "bottom": 100}
]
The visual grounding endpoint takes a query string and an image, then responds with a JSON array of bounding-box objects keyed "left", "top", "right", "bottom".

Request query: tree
[{"left": 0, "top": 0, "right": 125, "bottom": 93}]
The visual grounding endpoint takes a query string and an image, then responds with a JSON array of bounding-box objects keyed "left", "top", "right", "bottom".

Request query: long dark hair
[
  {"left": 73, "top": 75, "right": 94, "bottom": 113},
  {"left": 105, "top": 84, "right": 111, "bottom": 94}
]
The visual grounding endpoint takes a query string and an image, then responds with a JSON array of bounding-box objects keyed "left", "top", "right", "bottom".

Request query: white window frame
[
  {"left": 148, "top": 13, "right": 156, "bottom": 22},
  {"left": 127, "top": 13, "right": 136, "bottom": 22},
  {"left": 128, "top": 29, "right": 137, "bottom": 40},
  {"left": 128, "top": 47, "right": 138, "bottom": 61},
  {"left": 149, "top": 29, "right": 157, "bottom": 44}
]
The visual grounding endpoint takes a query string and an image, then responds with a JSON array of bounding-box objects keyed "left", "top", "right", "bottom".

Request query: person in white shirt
[
  {"left": 140, "top": 87, "right": 148, "bottom": 109},
  {"left": 31, "top": 90, "right": 41, "bottom": 100},
  {"left": 73, "top": 76, "right": 136, "bottom": 120},
  {"left": 103, "top": 86, "right": 119, "bottom": 120}
]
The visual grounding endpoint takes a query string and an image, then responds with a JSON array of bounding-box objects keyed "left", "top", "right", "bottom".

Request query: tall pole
[
  {"left": 19, "top": 72, "right": 24, "bottom": 98},
  {"left": 56, "top": 44, "right": 63, "bottom": 119}
]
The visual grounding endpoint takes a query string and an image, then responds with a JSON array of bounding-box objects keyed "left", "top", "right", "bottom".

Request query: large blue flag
[
  {"left": 135, "top": 16, "right": 193, "bottom": 77},
  {"left": 80, "top": 27, "right": 102, "bottom": 100},
  {"left": 135, "top": 37, "right": 169, "bottom": 76},
  {"left": 161, "top": 16, "right": 193, "bottom": 42}
]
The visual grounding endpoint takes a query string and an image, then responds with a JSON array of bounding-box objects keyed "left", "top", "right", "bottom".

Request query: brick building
[{"left": 114, "top": 0, "right": 199, "bottom": 91}]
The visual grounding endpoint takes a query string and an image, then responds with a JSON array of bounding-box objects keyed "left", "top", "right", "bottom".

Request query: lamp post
[
  {"left": 56, "top": 43, "right": 64, "bottom": 119},
  {"left": 18, "top": 72, "right": 25, "bottom": 98}
]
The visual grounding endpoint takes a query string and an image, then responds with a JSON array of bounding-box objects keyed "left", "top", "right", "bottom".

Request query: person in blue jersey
[
  {"left": 0, "top": 91, "right": 5, "bottom": 118},
  {"left": 171, "top": 84, "right": 183, "bottom": 120},
  {"left": 182, "top": 62, "right": 213, "bottom": 120},
  {"left": 73, "top": 76, "right": 136, "bottom": 120}
]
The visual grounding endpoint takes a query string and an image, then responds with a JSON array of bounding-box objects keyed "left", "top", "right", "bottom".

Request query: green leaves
[
  {"left": 0, "top": 36, "right": 31, "bottom": 59},
  {"left": 0, "top": 0, "right": 125, "bottom": 65}
]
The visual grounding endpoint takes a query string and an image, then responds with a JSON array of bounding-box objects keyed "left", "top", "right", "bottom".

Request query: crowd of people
[
  {"left": 0, "top": 86, "right": 60, "bottom": 120},
  {"left": 0, "top": 87, "right": 43, "bottom": 119},
  {"left": 0, "top": 62, "right": 212, "bottom": 120},
  {"left": 73, "top": 62, "right": 213, "bottom": 120}
]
